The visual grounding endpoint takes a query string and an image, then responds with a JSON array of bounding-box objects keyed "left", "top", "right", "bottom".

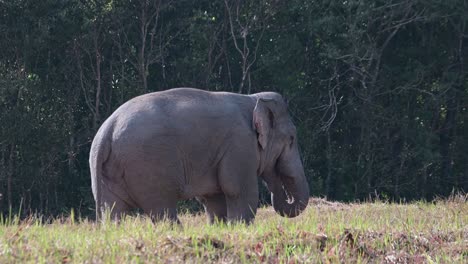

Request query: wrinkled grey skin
[{"left": 89, "top": 88, "right": 309, "bottom": 223}]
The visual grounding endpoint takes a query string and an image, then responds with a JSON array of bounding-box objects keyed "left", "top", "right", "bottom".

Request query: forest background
[{"left": 0, "top": 0, "right": 467, "bottom": 217}]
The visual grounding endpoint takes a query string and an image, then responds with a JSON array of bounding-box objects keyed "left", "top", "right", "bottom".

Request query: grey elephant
[{"left": 89, "top": 88, "right": 309, "bottom": 223}]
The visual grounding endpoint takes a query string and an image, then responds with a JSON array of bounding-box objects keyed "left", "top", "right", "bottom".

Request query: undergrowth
[{"left": 0, "top": 195, "right": 467, "bottom": 263}]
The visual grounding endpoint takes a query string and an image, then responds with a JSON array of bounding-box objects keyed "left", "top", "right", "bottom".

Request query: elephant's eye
[{"left": 289, "top": 136, "right": 294, "bottom": 147}]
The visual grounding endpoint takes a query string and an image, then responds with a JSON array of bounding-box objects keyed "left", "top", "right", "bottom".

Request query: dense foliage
[{"left": 0, "top": 0, "right": 467, "bottom": 216}]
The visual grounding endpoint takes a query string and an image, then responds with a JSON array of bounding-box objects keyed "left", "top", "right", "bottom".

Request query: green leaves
[{"left": 0, "top": 0, "right": 467, "bottom": 216}]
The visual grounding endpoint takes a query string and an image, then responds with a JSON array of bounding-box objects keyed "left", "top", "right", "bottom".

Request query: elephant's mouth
[
  {"left": 264, "top": 180, "right": 296, "bottom": 204},
  {"left": 282, "top": 185, "right": 295, "bottom": 205},
  {"left": 271, "top": 175, "right": 309, "bottom": 218}
]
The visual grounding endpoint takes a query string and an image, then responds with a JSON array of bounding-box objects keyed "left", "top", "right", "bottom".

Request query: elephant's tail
[{"left": 89, "top": 122, "right": 113, "bottom": 222}]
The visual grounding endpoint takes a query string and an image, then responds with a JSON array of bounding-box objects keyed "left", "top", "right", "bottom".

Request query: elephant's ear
[{"left": 253, "top": 98, "right": 275, "bottom": 150}]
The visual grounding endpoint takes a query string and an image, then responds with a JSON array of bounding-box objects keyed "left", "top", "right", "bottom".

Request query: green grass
[{"left": 1, "top": 196, "right": 467, "bottom": 263}]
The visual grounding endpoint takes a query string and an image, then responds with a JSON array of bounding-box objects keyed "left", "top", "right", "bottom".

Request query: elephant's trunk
[{"left": 271, "top": 174, "right": 309, "bottom": 218}]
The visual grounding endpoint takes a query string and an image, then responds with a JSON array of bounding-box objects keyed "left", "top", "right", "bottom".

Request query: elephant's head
[{"left": 252, "top": 93, "right": 309, "bottom": 217}]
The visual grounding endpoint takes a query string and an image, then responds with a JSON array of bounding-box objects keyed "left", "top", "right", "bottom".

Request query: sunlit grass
[{"left": 0, "top": 195, "right": 467, "bottom": 263}]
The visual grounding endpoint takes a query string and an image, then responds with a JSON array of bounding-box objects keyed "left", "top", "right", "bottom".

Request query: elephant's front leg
[
  {"left": 224, "top": 189, "right": 258, "bottom": 224},
  {"left": 198, "top": 194, "right": 227, "bottom": 224},
  {"left": 218, "top": 150, "right": 259, "bottom": 224}
]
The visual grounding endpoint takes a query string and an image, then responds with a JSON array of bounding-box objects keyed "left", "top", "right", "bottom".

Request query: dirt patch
[{"left": 309, "top": 197, "right": 350, "bottom": 209}]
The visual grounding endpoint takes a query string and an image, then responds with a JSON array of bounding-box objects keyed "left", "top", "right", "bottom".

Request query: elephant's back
[
  {"left": 112, "top": 88, "right": 233, "bottom": 117},
  {"left": 107, "top": 88, "right": 252, "bottom": 159},
  {"left": 110, "top": 88, "right": 231, "bottom": 130}
]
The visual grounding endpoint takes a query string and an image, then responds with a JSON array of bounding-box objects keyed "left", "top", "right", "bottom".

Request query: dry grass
[{"left": 0, "top": 195, "right": 467, "bottom": 263}]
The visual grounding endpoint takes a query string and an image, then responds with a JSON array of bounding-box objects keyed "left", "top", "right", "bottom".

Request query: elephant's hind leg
[{"left": 100, "top": 187, "right": 133, "bottom": 221}]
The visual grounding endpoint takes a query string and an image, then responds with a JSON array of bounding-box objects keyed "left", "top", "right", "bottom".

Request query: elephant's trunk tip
[{"left": 272, "top": 185, "right": 309, "bottom": 218}]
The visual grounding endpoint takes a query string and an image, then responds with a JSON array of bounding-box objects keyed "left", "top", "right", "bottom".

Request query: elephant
[{"left": 89, "top": 88, "right": 309, "bottom": 223}]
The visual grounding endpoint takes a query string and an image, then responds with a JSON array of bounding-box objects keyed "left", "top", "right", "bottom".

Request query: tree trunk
[
  {"left": 325, "top": 129, "right": 333, "bottom": 199},
  {"left": 7, "top": 144, "right": 15, "bottom": 209},
  {"left": 0, "top": 148, "right": 5, "bottom": 211},
  {"left": 93, "top": 27, "right": 102, "bottom": 130},
  {"left": 439, "top": 96, "right": 457, "bottom": 195},
  {"left": 139, "top": 0, "right": 148, "bottom": 92}
]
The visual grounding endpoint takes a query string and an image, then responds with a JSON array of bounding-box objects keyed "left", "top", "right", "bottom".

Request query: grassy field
[{"left": 0, "top": 196, "right": 466, "bottom": 263}]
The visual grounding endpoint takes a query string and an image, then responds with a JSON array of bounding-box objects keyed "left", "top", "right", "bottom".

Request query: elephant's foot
[
  {"left": 198, "top": 194, "right": 227, "bottom": 224},
  {"left": 98, "top": 186, "right": 135, "bottom": 222},
  {"left": 145, "top": 207, "right": 179, "bottom": 224},
  {"left": 225, "top": 195, "right": 258, "bottom": 224}
]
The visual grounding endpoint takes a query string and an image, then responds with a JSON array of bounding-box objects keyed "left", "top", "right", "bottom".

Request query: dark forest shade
[{"left": 0, "top": 0, "right": 467, "bottom": 216}]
